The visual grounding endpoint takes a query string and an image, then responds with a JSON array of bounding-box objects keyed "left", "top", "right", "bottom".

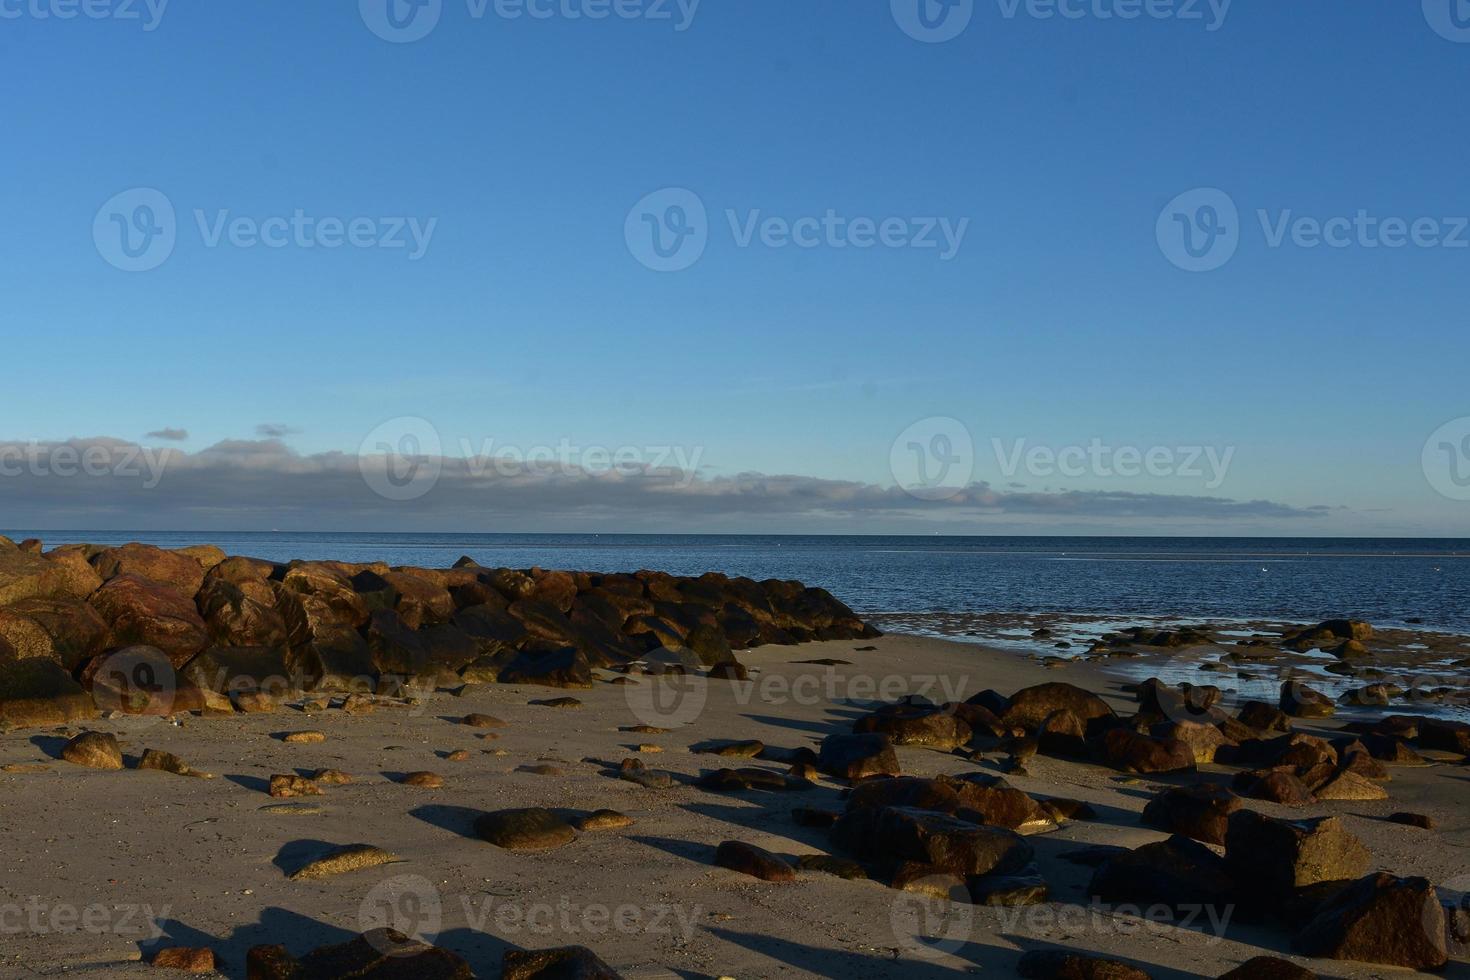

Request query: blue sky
[{"left": 2, "top": 0, "right": 1468, "bottom": 534}]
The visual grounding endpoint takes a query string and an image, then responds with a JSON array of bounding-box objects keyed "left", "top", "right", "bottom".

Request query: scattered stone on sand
[
  {"left": 621, "top": 725, "right": 668, "bottom": 735},
  {"left": 149, "top": 946, "right": 215, "bottom": 971},
  {"left": 1280, "top": 680, "right": 1335, "bottom": 719},
  {"left": 708, "top": 660, "right": 750, "bottom": 681},
  {"left": 136, "top": 749, "right": 211, "bottom": 778},
  {"left": 1100, "top": 728, "right": 1195, "bottom": 774},
  {"left": 796, "top": 854, "right": 867, "bottom": 880},
  {"left": 311, "top": 768, "right": 353, "bottom": 785},
  {"left": 1040, "top": 798, "right": 1097, "bottom": 822},
  {"left": 816, "top": 732, "right": 900, "bottom": 780},
  {"left": 530, "top": 697, "right": 582, "bottom": 709},
  {"left": 1293, "top": 872, "right": 1447, "bottom": 970},
  {"left": 248, "top": 929, "right": 471, "bottom": 979},
  {"left": 462, "top": 713, "right": 506, "bottom": 728},
  {"left": 695, "top": 739, "right": 764, "bottom": 758},
  {"left": 445, "top": 749, "right": 470, "bottom": 762},
  {"left": 1232, "top": 769, "right": 1317, "bottom": 807},
  {"left": 281, "top": 730, "right": 326, "bottom": 743},
  {"left": 1, "top": 763, "right": 49, "bottom": 773},
  {"left": 635, "top": 743, "right": 662, "bottom": 753},
  {"left": 1016, "top": 950, "right": 1151, "bottom": 979},
  {"left": 715, "top": 840, "right": 797, "bottom": 882},
  {"left": 269, "top": 774, "right": 323, "bottom": 798},
  {"left": 971, "top": 870, "right": 1050, "bottom": 907},
  {"left": 1001, "top": 681, "right": 1116, "bottom": 733},
  {"left": 618, "top": 759, "right": 673, "bottom": 789},
  {"left": 401, "top": 771, "right": 443, "bottom": 788},
  {"left": 501, "top": 945, "right": 622, "bottom": 980},
  {"left": 477, "top": 807, "right": 576, "bottom": 850},
  {"left": 289, "top": 843, "right": 399, "bottom": 880},
  {"left": 575, "top": 810, "right": 633, "bottom": 832},
  {"left": 233, "top": 690, "right": 277, "bottom": 714},
  {"left": 1387, "top": 811, "right": 1435, "bottom": 829},
  {"left": 517, "top": 764, "right": 564, "bottom": 776},
  {"left": 61, "top": 731, "right": 123, "bottom": 770},
  {"left": 341, "top": 693, "right": 376, "bottom": 716}
]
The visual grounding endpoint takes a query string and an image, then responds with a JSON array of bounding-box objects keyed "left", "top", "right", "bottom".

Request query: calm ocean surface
[{"left": 9, "top": 532, "right": 1469, "bottom": 634}]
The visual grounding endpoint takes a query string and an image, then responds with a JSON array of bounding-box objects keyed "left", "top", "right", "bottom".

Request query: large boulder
[
  {"left": 89, "top": 543, "right": 207, "bottom": 595},
  {"left": 817, "top": 732, "right": 900, "bottom": 780},
  {"left": 89, "top": 574, "right": 209, "bottom": 666},
  {"left": 375, "top": 570, "right": 454, "bottom": 629},
  {"left": 853, "top": 705, "right": 972, "bottom": 751},
  {"left": 183, "top": 646, "right": 298, "bottom": 696},
  {"left": 497, "top": 646, "right": 593, "bottom": 689},
  {"left": 365, "top": 611, "right": 478, "bottom": 682},
  {"left": 0, "top": 546, "right": 95, "bottom": 604},
  {"left": 196, "top": 578, "right": 289, "bottom": 649},
  {"left": 0, "top": 659, "right": 98, "bottom": 727},
  {"left": 1224, "top": 812, "right": 1370, "bottom": 900},
  {"left": 832, "top": 805, "right": 1033, "bottom": 877},
  {"left": 1089, "top": 834, "right": 1235, "bottom": 917},
  {"left": 1140, "top": 784, "right": 1242, "bottom": 846},
  {"left": 1293, "top": 873, "right": 1447, "bottom": 971},
  {"left": 0, "top": 597, "right": 110, "bottom": 669},
  {"left": 1016, "top": 950, "right": 1152, "bottom": 980},
  {"left": 1001, "top": 682, "right": 1116, "bottom": 733},
  {"left": 1280, "top": 680, "right": 1335, "bottom": 719},
  {"left": 1099, "top": 729, "right": 1195, "bottom": 774},
  {"left": 846, "top": 775, "right": 1052, "bottom": 834}
]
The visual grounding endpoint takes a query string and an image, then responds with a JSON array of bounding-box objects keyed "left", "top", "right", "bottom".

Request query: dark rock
[
  {"left": 1293, "top": 873, "right": 1446, "bottom": 971},
  {"left": 1237, "top": 700, "right": 1292, "bottom": 733},
  {"left": 831, "top": 805, "right": 1033, "bottom": 877},
  {"left": 196, "top": 578, "right": 289, "bottom": 649},
  {"left": 1089, "top": 834, "right": 1235, "bottom": 916},
  {"left": 501, "top": 945, "right": 623, "bottom": 979},
  {"left": 1099, "top": 729, "right": 1195, "bottom": 774},
  {"left": 1001, "top": 682, "right": 1115, "bottom": 733},
  {"left": 1216, "top": 957, "right": 1317, "bottom": 979},
  {"left": 1224, "top": 812, "right": 1370, "bottom": 899},
  {"left": 795, "top": 854, "right": 867, "bottom": 879},
  {"left": 714, "top": 840, "right": 796, "bottom": 882},
  {"left": 0, "top": 597, "right": 111, "bottom": 670},
  {"left": 968, "top": 868, "right": 1048, "bottom": 906},
  {"left": 1231, "top": 769, "right": 1317, "bottom": 807},
  {"left": 817, "top": 733, "right": 900, "bottom": 780},
  {"left": 853, "top": 705, "right": 972, "bottom": 751},
  {"left": 246, "top": 929, "right": 473, "bottom": 979},
  {"left": 1016, "top": 950, "right": 1152, "bottom": 979},
  {"left": 0, "top": 659, "right": 98, "bottom": 727},
  {"left": 498, "top": 647, "right": 593, "bottom": 689},
  {"left": 476, "top": 808, "right": 576, "bottom": 851},
  {"left": 1280, "top": 680, "right": 1335, "bottom": 719},
  {"left": 1387, "top": 812, "right": 1435, "bottom": 830},
  {"left": 90, "top": 574, "right": 210, "bottom": 667},
  {"left": 1140, "top": 784, "right": 1242, "bottom": 846}
]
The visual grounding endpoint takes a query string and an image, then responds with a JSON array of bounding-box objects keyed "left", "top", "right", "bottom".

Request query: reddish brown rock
[
  {"left": 90, "top": 543, "right": 207, "bottom": 595},
  {"left": 817, "top": 732, "right": 900, "bottom": 780},
  {"left": 1002, "top": 682, "right": 1116, "bottom": 733},
  {"left": 150, "top": 946, "right": 215, "bottom": 971},
  {"left": 1140, "top": 784, "right": 1242, "bottom": 846},
  {"left": 714, "top": 840, "right": 796, "bottom": 882},
  {"left": 1294, "top": 873, "right": 1446, "bottom": 971},
  {"left": 501, "top": 945, "right": 622, "bottom": 980},
  {"left": 1225, "top": 812, "right": 1369, "bottom": 899}
]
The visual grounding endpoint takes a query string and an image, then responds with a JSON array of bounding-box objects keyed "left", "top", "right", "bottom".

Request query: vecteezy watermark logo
[
  {"left": 890, "top": 417, "right": 975, "bottom": 502},
  {"left": 889, "top": 876, "right": 974, "bottom": 958},
  {"left": 359, "top": 875, "right": 443, "bottom": 949},
  {"left": 360, "top": 0, "right": 443, "bottom": 42},
  {"left": 626, "top": 188, "right": 970, "bottom": 272},
  {"left": 93, "top": 188, "right": 438, "bottom": 272},
  {"left": 625, "top": 188, "right": 708, "bottom": 273},
  {"left": 992, "top": 437, "right": 1236, "bottom": 489},
  {"left": 623, "top": 647, "right": 709, "bottom": 727},
  {"left": 996, "top": 0, "right": 1231, "bottom": 30},
  {"left": 94, "top": 188, "right": 177, "bottom": 273},
  {"left": 891, "top": 0, "right": 974, "bottom": 42},
  {"left": 0, "top": 0, "right": 169, "bottom": 30},
  {"left": 1423, "top": 417, "right": 1470, "bottom": 502},
  {"left": 1424, "top": 0, "right": 1470, "bottom": 43},
  {"left": 89, "top": 645, "right": 177, "bottom": 719},
  {"left": 359, "top": 416, "right": 445, "bottom": 502},
  {"left": 1157, "top": 187, "right": 1239, "bottom": 272}
]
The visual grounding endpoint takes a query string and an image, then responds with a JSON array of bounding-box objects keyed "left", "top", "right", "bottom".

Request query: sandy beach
[{"left": 2, "top": 631, "right": 1466, "bottom": 979}]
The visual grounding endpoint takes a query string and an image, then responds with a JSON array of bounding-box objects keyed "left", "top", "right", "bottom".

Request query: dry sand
[{"left": 0, "top": 634, "right": 1465, "bottom": 979}]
